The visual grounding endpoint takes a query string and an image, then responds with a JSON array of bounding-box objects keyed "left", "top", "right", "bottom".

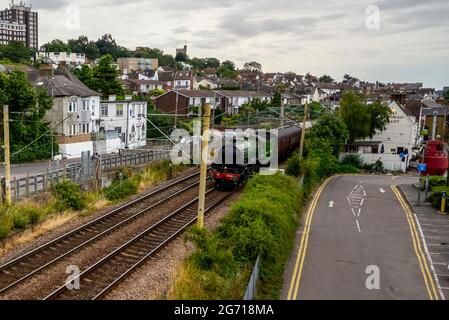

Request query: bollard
[{"left": 441, "top": 191, "right": 447, "bottom": 214}]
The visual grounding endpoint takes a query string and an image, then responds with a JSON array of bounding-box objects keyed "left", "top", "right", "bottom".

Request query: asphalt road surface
[{"left": 284, "top": 174, "right": 443, "bottom": 300}]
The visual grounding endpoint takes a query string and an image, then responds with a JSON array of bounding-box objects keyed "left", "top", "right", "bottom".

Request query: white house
[
  {"left": 173, "top": 71, "right": 192, "bottom": 90},
  {"left": 194, "top": 78, "right": 220, "bottom": 90},
  {"left": 214, "top": 90, "right": 272, "bottom": 115},
  {"left": 37, "top": 52, "right": 86, "bottom": 68},
  {"left": 342, "top": 101, "right": 419, "bottom": 172},
  {"left": 35, "top": 71, "right": 101, "bottom": 159},
  {"left": 99, "top": 96, "right": 148, "bottom": 152}
]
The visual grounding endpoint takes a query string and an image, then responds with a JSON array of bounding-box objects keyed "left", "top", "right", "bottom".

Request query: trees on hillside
[
  {"left": 319, "top": 74, "right": 334, "bottom": 83},
  {"left": 339, "top": 91, "right": 391, "bottom": 143},
  {"left": 0, "top": 41, "right": 33, "bottom": 63},
  {"left": 67, "top": 36, "right": 100, "bottom": 60},
  {"left": 41, "top": 39, "right": 70, "bottom": 53}
]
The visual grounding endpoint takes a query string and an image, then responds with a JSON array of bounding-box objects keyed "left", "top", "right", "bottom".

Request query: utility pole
[
  {"left": 174, "top": 89, "right": 179, "bottom": 128},
  {"left": 3, "top": 105, "right": 11, "bottom": 204},
  {"left": 280, "top": 97, "right": 285, "bottom": 128},
  {"left": 197, "top": 104, "right": 211, "bottom": 229},
  {"left": 299, "top": 101, "right": 309, "bottom": 160}
]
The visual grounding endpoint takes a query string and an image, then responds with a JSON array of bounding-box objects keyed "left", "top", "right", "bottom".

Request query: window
[
  {"left": 68, "top": 124, "right": 76, "bottom": 135},
  {"left": 115, "top": 127, "right": 122, "bottom": 134},
  {"left": 116, "top": 104, "right": 124, "bottom": 117},
  {"left": 82, "top": 100, "right": 90, "bottom": 111},
  {"left": 68, "top": 101, "right": 77, "bottom": 113},
  {"left": 101, "top": 104, "right": 108, "bottom": 117}
]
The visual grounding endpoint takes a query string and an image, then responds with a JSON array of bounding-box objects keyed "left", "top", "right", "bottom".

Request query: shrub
[
  {"left": 104, "top": 176, "right": 140, "bottom": 201},
  {"left": 336, "top": 164, "right": 360, "bottom": 174},
  {"left": 53, "top": 180, "right": 86, "bottom": 211},
  {"left": 341, "top": 154, "right": 364, "bottom": 168},
  {"left": 0, "top": 208, "right": 13, "bottom": 239},
  {"left": 12, "top": 209, "right": 30, "bottom": 229},
  {"left": 285, "top": 152, "right": 302, "bottom": 177}
]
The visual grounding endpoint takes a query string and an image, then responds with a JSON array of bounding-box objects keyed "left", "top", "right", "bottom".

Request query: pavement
[
  {"left": 399, "top": 183, "right": 449, "bottom": 299},
  {"left": 282, "top": 174, "right": 447, "bottom": 300}
]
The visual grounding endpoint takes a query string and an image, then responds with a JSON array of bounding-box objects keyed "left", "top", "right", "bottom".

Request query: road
[{"left": 284, "top": 174, "right": 443, "bottom": 300}]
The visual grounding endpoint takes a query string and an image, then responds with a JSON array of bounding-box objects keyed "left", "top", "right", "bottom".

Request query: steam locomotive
[{"left": 209, "top": 126, "right": 301, "bottom": 189}]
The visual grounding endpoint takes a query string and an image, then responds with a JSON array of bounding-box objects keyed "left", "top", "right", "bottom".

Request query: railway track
[
  {"left": 45, "top": 189, "right": 233, "bottom": 300},
  {"left": 0, "top": 172, "right": 200, "bottom": 295}
]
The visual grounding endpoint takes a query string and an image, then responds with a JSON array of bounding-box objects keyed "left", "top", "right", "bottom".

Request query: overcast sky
[{"left": 28, "top": 0, "right": 449, "bottom": 89}]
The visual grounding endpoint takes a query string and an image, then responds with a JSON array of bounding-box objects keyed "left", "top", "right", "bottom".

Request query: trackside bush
[
  {"left": 53, "top": 180, "right": 86, "bottom": 211},
  {"left": 104, "top": 176, "right": 141, "bottom": 201},
  {"left": 171, "top": 173, "right": 302, "bottom": 300}
]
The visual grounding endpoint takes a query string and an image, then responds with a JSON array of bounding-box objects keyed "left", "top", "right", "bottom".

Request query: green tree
[
  {"left": 72, "top": 65, "right": 93, "bottom": 84},
  {"left": 0, "top": 41, "right": 33, "bottom": 63},
  {"left": 175, "top": 52, "right": 188, "bottom": 62},
  {"left": 221, "top": 60, "right": 236, "bottom": 71},
  {"left": 444, "top": 90, "right": 449, "bottom": 101},
  {"left": 339, "top": 91, "right": 390, "bottom": 143},
  {"left": 271, "top": 92, "right": 282, "bottom": 109},
  {"left": 307, "top": 113, "right": 348, "bottom": 156},
  {"left": 204, "top": 58, "right": 220, "bottom": 68},
  {"left": 67, "top": 36, "right": 100, "bottom": 60},
  {"left": 319, "top": 74, "right": 334, "bottom": 83},
  {"left": 41, "top": 39, "right": 70, "bottom": 53},
  {"left": 84, "top": 55, "right": 124, "bottom": 98},
  {"left": 151, "top": 88, "right": 165, "bottom": 97},
  {"left": 0, "top": 71, "right": 57, "bottom": 163}
]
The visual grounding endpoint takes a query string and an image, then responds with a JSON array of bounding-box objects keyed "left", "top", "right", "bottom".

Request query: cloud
[{"left": 33, "top": 0, "right": 449, "bottom": 88}]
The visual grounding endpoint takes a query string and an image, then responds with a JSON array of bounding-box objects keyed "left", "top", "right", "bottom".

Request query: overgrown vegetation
[
  {"left": 53, "top": 180, "right": 87, "bottom": 211},
  {"left": 171, "top": 174, "right": 302, "bottom": 300}
]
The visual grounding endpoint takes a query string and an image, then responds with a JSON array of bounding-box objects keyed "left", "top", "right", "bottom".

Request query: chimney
[{"left": 39, "top": 64, "right": 54, "bottom": 78}]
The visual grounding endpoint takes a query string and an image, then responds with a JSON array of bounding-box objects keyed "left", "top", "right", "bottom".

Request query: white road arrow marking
[
  {"left": 329, "top": 201, "right": 335, "bottom": 208},
  {"left": 380, "top": 188, "right": 386, "bottom": 194}
]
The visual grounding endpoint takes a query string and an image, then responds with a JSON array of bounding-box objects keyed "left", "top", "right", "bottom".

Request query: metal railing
[
  {"left": 244, "top": 255, "right": 261, "bottom": 300},
  {"left": 4, "top": 149, "right": 172, "bottom": 203}
]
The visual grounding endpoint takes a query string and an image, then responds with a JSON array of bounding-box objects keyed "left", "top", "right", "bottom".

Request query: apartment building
[
  {"left": 0, "top": 1, "right": 38, "bottom": 49},
  {"left": 0, "top": 19, "right": 25, "bottom": 45}
]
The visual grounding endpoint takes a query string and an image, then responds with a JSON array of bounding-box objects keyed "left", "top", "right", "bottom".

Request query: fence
[
  {"left": 4, "top": 149, "right": 172, "bottom": 203},
  {"left": 243, "top": 255, "right": 261, "bottom": 300}
]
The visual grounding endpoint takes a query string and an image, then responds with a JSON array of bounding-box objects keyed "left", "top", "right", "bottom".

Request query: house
[
  {"left": 36, "top": 52, "right": 86, "bottom": 68},
  {"left": 99, "top": 95, "right": 148, "bottom": 152},
  {"left": 173, "top": 71, "right": 193, "bottom": 90},
  {"left": 153, "top": 90, "right": 218, "bottom": 117},
  {"left": 282, "top": 93, "right": 305, "bottom": 106},
  {"left": 344, "top": 101, "right": 419, "bottom": 172},
  {"left": 157, "top": 71, "right": 175, "bottom": 90},
  {"left": 193, "top": 77, "right": 220, "bottom": 90},
  {"left": 34, "top": 70, "right": 101, "bottom": 159},
  {"left": 117, "top": 58, "right": 158, "bottom": 75},
  {"left": 125, "top": 79, "right": 164, "bottom": 96},
  {"left": 214, "top": 90, "right": 272, "bottom": 115}
]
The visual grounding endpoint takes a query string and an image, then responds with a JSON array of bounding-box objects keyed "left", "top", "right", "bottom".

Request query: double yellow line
[
  {"left": 391, "top": 185, "right": 440, "bottom": 300},
  {"left": 287, "top": 177, "right": 333, "bottom": 300}
]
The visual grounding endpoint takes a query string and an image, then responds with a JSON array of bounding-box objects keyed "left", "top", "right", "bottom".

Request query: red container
[{"left": 423, "top": 140, "right": 448, "bottom": 176}]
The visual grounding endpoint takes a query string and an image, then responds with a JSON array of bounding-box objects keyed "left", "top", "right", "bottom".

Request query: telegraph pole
[
  {"left": 174, "top": 89, "right": 179, "bottom": 128},
  {"left": 280, "top": 97, "right": 285, "bottom": 128},
  {"left": 299, "top": 101, "right": 309, "bottom": 160},
  {"left": 3, "top": 105, "right": 11, "bottom": 204},
  {"left": 197, "top": 104, "right": 211, "bottom": 228}
]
